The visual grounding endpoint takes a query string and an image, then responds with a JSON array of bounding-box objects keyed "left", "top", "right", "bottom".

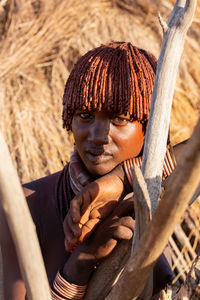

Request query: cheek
[
  {"left": 115, "top": 125, "right": 144, "bottom": 160},
  {"left": 71, "top": 119, "right": 86, "bottom": 146}
]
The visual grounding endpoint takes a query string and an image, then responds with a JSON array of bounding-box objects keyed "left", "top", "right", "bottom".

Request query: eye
[
  {"left": 111, "top": 116, "right": 129, "bottom": 126},
  {"left": 78, "top": 112, "right": 93, "bottom": 120}
]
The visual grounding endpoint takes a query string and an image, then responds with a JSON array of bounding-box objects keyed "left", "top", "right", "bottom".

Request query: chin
[{"left": 86, "top": 165, "right": 114, "bottom": 178}]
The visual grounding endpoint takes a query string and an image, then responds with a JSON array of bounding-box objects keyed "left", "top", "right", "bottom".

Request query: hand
[
  {"left": 64, "top": 172, "right": 125, "bottom": 251},
  {"left": 62, "top": 197, "right": 135, "bottom": 285},
  {"left": 83, "top": 196, "right": 135, "bottom": 261}
]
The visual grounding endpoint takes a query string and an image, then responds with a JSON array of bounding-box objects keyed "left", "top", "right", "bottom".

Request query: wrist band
[
  {"left": 123, "top": 145, "right": 176, "bottom": 187},
  {"left": 123, "top": 156, "right": 142, "bottom": 186},
  {"left": 51, "top": 270, "right": 87, "bottom": 300}
]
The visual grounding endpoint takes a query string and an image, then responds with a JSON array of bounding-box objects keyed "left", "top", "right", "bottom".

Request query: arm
[{"left": 52, "top": 197, "right": 135, "bottom": 299}]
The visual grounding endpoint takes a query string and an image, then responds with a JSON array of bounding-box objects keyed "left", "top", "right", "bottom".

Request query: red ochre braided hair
[{"left": 62, "top": 41, "right": 157, "bottom": 132}]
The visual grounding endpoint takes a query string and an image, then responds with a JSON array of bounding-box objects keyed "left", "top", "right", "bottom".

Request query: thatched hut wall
[{"left": 0, "top": 1, "right": 199, "bottom": 298}]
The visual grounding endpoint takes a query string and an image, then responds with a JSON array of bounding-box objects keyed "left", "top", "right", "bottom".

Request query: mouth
[{"left": 85, "top": 149, "right": 112, "bottom": 164}]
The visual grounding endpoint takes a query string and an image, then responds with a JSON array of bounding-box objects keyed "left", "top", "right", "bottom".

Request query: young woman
[{"left": 0, "top": 42, "right": 187, "bottom": 299}]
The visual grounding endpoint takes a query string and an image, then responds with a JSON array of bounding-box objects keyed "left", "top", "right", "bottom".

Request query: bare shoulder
[{"left": 172, "top": 139, "right": 190, "bottom": 163}]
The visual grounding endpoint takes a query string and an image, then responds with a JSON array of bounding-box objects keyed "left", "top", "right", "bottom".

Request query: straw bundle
[{"left": 0, "top": 0, "right": 199, "bottom": 183}]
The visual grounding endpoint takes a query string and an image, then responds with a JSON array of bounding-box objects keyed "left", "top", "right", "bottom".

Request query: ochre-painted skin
[{"left": 72, "top": 110, "right": 145, "bottom": 176}]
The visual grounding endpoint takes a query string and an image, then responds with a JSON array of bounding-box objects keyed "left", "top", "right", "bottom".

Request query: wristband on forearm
[
  {"left": 51, "top": 270, "right": 87, "bottom": 300},
  {"left": 123, "top": 144, "right": 176, "bottom": 187}
]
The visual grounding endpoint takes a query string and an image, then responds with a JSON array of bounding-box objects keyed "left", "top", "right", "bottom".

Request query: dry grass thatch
[
  {"left": 0, "top": 1, "right": 200, "bottom": 285},
  {"left": 0, "top": 0, "right": 199, "bottom": 183},
  {"left": 0, "top": 1, "right": 200, "bottom": 297}
]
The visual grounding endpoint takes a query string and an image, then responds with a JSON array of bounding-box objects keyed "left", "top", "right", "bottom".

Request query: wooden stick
[
  {"left": 131, "top": 165, "right": 152, "bottom": 253},
  {"left": 174, "top": 225, "right": 196, "bottom": 260},
  {"left": 169, "top": 236, "right": 190, "bottom": 274},
  {"left": 131, "top": 165, "right": 153, "bottom": 300},
  {"left": 0, "top": 132, "right": 51, "bottom": 299}
]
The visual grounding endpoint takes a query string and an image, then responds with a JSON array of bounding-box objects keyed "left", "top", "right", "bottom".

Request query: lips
[{"left": 85, "top": 148, "right": 113, "bottom": 164}]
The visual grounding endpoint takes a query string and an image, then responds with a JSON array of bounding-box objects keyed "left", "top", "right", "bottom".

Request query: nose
[{"left": 88, "top": 119, "right": 110, "bottom": 145}]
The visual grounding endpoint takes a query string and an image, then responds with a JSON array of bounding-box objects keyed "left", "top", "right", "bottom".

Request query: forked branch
[{"left": 141, "top": 0, "right": 197, "bottom": 214}]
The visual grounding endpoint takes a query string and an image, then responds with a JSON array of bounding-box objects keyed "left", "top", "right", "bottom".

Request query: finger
[
  {"left": 67, "top": 212, "right": 82, "bottom": 237},
  {"left": 106, "top": 216, "right": 135, "bottom": 232},
  {"left": 63, "top": 216, "right": 79, "bottom": 246},
  {"left": 116, "top": 216, "right": 135, "bottom": 232},
  {"left": 79, "top": 218, "right": 100, "bottom": 243},
  {"left": 90, "top": 200, "right": 118, "bottom": 219},
  {"left": 70, "top": 182, "right": 99, "bottom": 224},
  {"left": 112, "top": 196, "right": 134, "bottom": 218},
  {"left": 108, "top": 224, "right": 134, "bottom": 240},
  {"left": 64, "top": 232, "right": 77, "bottom": 252},
  {"left": 70, "top": 195, "right": 83, "bottom": 223},
  {"left": 80, "top": 182, "right": 99, "bottom": 214},
  {"left": 64, "top": 239, "right": 73, "bottom": 252},
  {"left": 80, "top": 208, "right": 90, "bottom": 225},
  {"left": 64, "top": 238, "right": 78, "bottom": 252}
]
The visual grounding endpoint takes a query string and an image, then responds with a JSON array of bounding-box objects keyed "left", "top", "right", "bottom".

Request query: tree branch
[{"left": 141, "top": 0, "right": 197, "bottom": 214}]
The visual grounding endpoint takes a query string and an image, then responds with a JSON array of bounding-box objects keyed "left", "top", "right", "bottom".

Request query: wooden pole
[{"left": 0, "top": 132, "right": 51, "bottom": 299}]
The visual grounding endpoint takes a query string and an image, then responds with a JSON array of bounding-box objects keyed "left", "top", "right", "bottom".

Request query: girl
[{"left": 0, "top": 42, "right": 186, "bottom": 299}]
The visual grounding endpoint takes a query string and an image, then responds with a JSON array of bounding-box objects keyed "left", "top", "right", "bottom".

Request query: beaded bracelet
[
  {"left": 51, "top": 270, "right": 87, "bottom": 300},
  {"left": 123, "top": 156, "right": 142, "bottom": 186},
  {"left": 123, "top": 145, "right": 176, "bottom": 187}
]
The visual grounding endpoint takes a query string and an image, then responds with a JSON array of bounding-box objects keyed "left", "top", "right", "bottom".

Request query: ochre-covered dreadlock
[{"left": 62, "top": 42, "right": 157, "bottom": 131}]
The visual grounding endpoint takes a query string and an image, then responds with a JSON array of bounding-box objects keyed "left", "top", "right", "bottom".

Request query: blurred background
[
  {"left": 0, "top": 1, "right": 199, "bottom": 293},
  {"left": 0, "top": 0, "right": 199, "bottom": 184}
]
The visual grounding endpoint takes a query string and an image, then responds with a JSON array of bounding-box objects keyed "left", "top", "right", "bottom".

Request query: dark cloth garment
[{"left": 23, "top": 169, "right": 70, "bottom": 284}]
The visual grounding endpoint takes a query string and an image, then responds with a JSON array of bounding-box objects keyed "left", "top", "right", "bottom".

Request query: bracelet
[
  {"left": 123, "top": 156, "right": 142, "bottom": 186},
  {"left": 123, "top": 145, "right": 176, "bottom": 187},
  {"left": 51, "top": 270, "right": 87, "bottom": 300}
]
